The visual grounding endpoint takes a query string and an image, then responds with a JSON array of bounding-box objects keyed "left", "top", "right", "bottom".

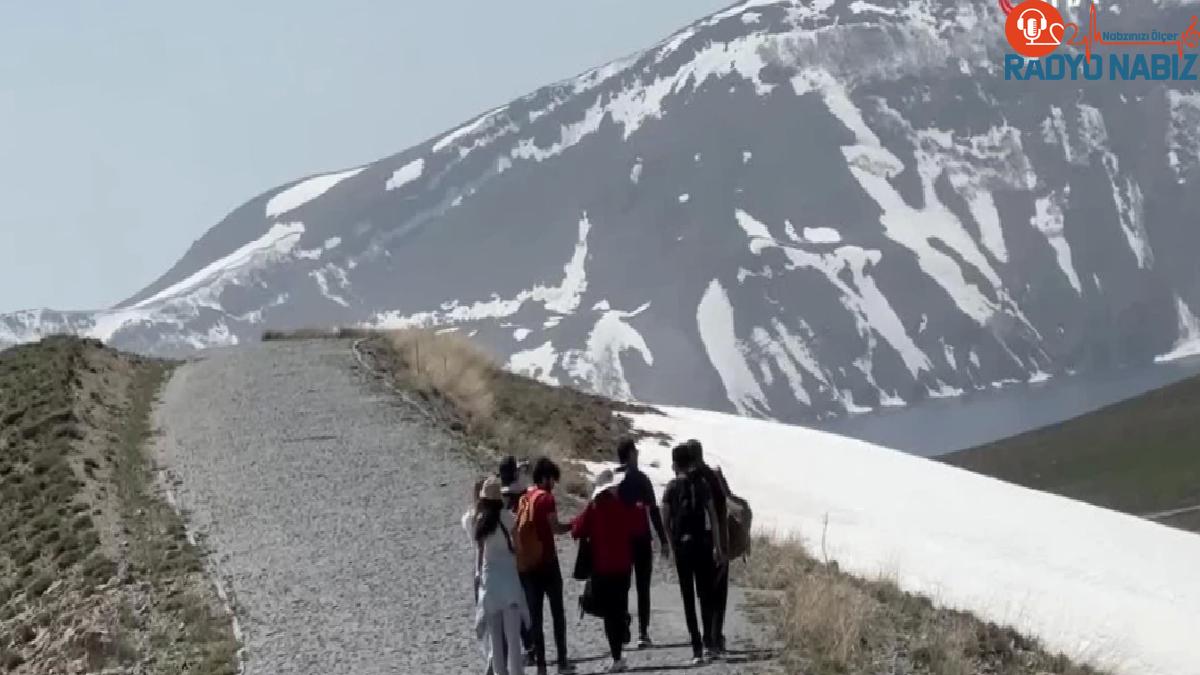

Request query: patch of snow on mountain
[
  {"left": 543, "top": 214, "right": 591, "bottom": 314},
  {"left": 621, "top": 406, "right": 1200, "bottom": 675},
  {"left": 433, "top": 109, "right": 501, "bottom": 153},
  {"left": 803, "top": 227, "right": 841, "bottom": 243},
  {"left": 368, "top": 214, "right": 592, "bottom": 328},
  {"left": 630, "top": 160, "right": 643, "bottom": 184},
  {"left": 1030, "top": 193, "right": 1083, "bottom": 293},
  {"left": 562, "top": 302, "right": 654, "bottom": 400},
  {"left": 507, "top": 341, "right": 560, "bottom": 385},
  {"left": 747, "top": 319, "right": 831, "bottom": 406},
  {"left": 513, "top": 328, "right": 531, "bottom": 342},
  {"left": 743, "top": 151, "right": 753, "bottom": 164},
  {"left": 1076, "top": 104, "right": 1152, "bottom": 269},
  {"left": 324, "top": 237, "right": 341, "bottom": 250},
  {"left": 849, "top": 0, "right": 898, "bottom": 15},
  {"left": 310, "top": 265, "right": 350, "bottom": 307},
  {"left": 386, "top": 158, "right": 425, "bottom": 191},
  {"left": 837, "top": 99, "right": 1006, "bottom": 325},
  {"left": 265, "top": 168, "right": 364, "bottom": 218},
  {"left": 698, "top": 279, "right": 769, "bottom": 416},
  {"left": 1156, "top": 295, "right": 1200, "bottom": 362},
  {"left": 134, "top": 222, "right": 306, "bottom": 309},
  {"left": 742, "top": 11, "right": 762, "bottom": 24},
  {"left": 735, "top": 209, "right": 932, "bottom": 378},
  {"left": 678, "top": 193, "right": 690, "bottom": 204},
  {"left": 1166, "top": 90, "right": 1200, "bottom": 183}
]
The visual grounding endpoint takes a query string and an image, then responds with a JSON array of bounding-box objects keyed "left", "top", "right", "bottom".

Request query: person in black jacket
[
  {"left": 685, "top": 439, "right": 730, "bottom": 656},
  {"left": 614, "top": 439, "right": 669, "bottom": 648}
]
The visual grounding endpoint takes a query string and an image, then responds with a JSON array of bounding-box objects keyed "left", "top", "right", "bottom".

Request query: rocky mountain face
[{"left": 6, "top": 0, "right": 1200, "bottom": 423}]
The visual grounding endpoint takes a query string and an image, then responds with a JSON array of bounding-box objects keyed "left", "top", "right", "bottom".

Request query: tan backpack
[{"left": 514, "top": 489, "right": 545, "bottom": 573}]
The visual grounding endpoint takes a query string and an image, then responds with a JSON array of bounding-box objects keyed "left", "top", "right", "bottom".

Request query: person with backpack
[
  {"left": 613, "top": 439, "right": 669, "bottom": 648},
  {"left": 515, "top": 458, "right": 576, "bottom": 675},
  {"left": 464, "top": 477, "right": 529, "bottom": 675},
  {"left": 662, "top": 444, "right": 726, "bottom": 665},
  {"left": 685, "top": 439, "right": 732, "bottom": 656},
  {"left": 570, "top": 468, "right": 639, "bottom": 673}
]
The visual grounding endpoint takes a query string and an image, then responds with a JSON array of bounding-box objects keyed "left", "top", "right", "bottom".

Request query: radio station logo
[{"left": 1001, "top": 0, "right": 1200, "bottom": 80}]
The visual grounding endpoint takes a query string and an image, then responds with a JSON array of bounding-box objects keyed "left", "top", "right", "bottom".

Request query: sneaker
[
  {"left": 536, "top": 668, "right": 548, "bottom": 675},
  {"left": 636, "top": 633, "right": 652, "bottom": 649},
  {"left": 690, "top": 655, "right": 707, "bottom": 666},
  {"left": 556, "top": 662, "right": 577, "bottom": 674},
  {"left": 607, "top": 658, "right": 628, "bottom": 673},
  {"left": 705, "top": 647, "right": 722, "bottom": 661}
]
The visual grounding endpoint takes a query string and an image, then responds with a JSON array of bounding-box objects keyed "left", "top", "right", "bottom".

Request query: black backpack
[{"left": 668, "top": 470, "right": 711, "bottom": 545}]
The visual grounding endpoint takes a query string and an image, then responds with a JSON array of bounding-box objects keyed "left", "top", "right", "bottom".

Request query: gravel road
[{"left": 154, "top": 340, "right": 777, "bottom": 674}]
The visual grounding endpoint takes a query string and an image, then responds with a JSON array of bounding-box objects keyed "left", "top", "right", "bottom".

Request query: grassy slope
[
  {"left": 310, "top": 328, "right": 1104, "bottom": 675},
  {"left": 942, "top": 372, "right": 1200, "bottom": 530},
  {"left": 0, "top": 337, "right": 236, "bottom": 674}
]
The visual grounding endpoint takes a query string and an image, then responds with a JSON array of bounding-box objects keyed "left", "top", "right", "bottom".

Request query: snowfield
[{"left": 608, "top": 406, "right": 1200, "bottom": 675}]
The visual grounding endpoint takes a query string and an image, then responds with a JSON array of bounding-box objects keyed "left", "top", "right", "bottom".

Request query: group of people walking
[{"left": 462, "top": 438, "right": 740, "bottom": 674}]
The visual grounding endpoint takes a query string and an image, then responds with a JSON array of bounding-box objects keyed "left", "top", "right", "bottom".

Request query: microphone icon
[{"left": 1018, "top": 8, "right": 1049, "bottom": 42}]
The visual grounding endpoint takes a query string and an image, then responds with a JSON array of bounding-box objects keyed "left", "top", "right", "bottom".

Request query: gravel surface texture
[{"left": 154, "top": 340, "right": 778, "bottom": 674}]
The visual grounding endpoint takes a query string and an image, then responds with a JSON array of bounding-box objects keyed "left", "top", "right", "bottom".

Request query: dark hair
[
  {"left": 474, "top": 498, "right": 502, "bottom": 541},
  {"left": 685, "top": 439, "right": 704, "bottom": 462},
  {"left": 671, "top": 444, "right": 693, "bottom": 470},
  {"left": 532, "top": 457, "right": 561, "bottom": 485},
  {"left": 498, "top": 455, "right": 518, "bottom": 485},
  {"left": 617, "top": 438, "right": 638, "bottom": 464}
]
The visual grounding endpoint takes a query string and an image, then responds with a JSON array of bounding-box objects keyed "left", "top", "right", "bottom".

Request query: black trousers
[
  {"left": 632, "top": 535, "right": 653, "bottom": 635},
  {"left": 521, "top": 563, "right": 568, "bottom": 667},
  {"left": 674, "top": 539, "right": 717, "bottom": 657},
  {"left": 593, "top": 571, "right": 632, "bottom": 660},
  {"left": 713, "top": 560, "right": 729, "bottom": 648}
]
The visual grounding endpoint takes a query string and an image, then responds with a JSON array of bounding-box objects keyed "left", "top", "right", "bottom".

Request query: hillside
[
  {"left": 5, "top": 0, "right": 1200, "bottom": 425},
  {"left": 0, "top": 338, "right": 236, "bottom": 673},
  {"left": 943, "top": 371, "right": 1200, "bottom": 532}
]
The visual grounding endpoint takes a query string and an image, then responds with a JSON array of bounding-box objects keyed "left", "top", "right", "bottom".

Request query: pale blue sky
[{"left": 0, "top": 1, "right": 729, "bottom": 313}]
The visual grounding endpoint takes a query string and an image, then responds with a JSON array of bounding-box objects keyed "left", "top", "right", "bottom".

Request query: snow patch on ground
[
  {"left": 265, "top": 168, "right": 363, "bottom": 218},
  {"left": 621, "top": 406, "right": 1200, "bottom": 675},
  {"left": 386, "top": 158, "right": 425, "bottom": 192},
  {"left": 697, "top": 279, "right": 769, "bottom": 416},
  {"left": 1156, "top": 295, "right": 1200, "bottom": 362}
]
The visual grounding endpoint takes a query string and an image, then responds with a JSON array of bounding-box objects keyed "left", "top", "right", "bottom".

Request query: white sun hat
[{"left": 590, "top": 468, "right": 625, "bottom": 500}]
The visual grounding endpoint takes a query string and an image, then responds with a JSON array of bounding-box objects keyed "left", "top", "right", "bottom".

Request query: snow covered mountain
[{"left": 6, "top": 0, "right": 1200, "bottom": 424}]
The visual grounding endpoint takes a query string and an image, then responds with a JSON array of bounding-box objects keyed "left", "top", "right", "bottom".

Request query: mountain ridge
[{"left": 5, "top": 0, "right": 1200, "bottom": 424}]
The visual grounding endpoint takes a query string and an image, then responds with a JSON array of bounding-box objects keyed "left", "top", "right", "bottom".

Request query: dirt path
[{"left": 154, "top": 339, "right": 777, "bottom": 674}]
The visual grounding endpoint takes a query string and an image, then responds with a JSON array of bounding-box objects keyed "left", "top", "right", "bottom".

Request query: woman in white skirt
[{"left": 464, "top": 476, "right": 530, "bottom": 675}]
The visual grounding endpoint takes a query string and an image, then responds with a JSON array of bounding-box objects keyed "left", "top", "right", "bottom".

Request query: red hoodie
[{"left": 571, "top": 491, "right": 639, "bottom": 575}]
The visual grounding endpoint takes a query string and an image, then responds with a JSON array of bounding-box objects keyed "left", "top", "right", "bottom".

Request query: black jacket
[{"left": 616, "top": 464, "right": 668, "bottom": 545}]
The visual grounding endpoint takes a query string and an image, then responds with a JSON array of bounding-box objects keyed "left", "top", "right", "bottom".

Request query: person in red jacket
[{"left": 571, "top": 469, "right": 639, "bottom": 673}]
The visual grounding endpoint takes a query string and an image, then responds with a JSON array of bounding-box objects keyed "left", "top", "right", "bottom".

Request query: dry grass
[
  {"left": 738, "top": 536, "right": 1109, "bottom": 675},
  {"left": 381, "top": 329, "right": 497, "bottom": 432},
  {"left": 0, "top": 337, "right": 236, "bottom": 674},
  {"left": 355, "top": 328, "right": 663, "bottom": 498}
]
